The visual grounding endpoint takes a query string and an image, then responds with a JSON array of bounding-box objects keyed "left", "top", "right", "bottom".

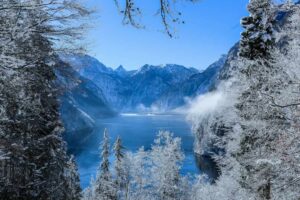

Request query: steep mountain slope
[
  {"left": 127, "top": 64, "right": 199, "bottom": 109},
  {"left": 60, "top": 54, "right": 226, "bottom": 112},
  {"left": 156, "top": 55, "right": 227, "bottom": 109},
  {"left": 60, "top": 54, "right": 132, "bottom": 109},
  {"left": 55, "top": 62, "right": 115, "bottom": 151}
]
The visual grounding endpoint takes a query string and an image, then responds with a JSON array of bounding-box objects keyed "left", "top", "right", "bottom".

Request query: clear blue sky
[{"left": 84, "top": 0, "right": 250, "bottom": 70}]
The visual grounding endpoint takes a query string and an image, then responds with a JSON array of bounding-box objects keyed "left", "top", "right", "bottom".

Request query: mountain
[
  {"left": 59, "top": 53, "right": 226, "bottom": 112},
  {"left": 60, "top": 54, "right": 133, "bottom": 109},
  {"left": 127, "top": 64, "right": 199, "bottom": 110},
  {"left": 155, "top": 55, "right": 227, "bottom": 109},
  {"left": 55, "top": 61, "right": 115, "bottom": 151},
  {"left": 115, "top": 65, "right": 134, "bottom": 77}
]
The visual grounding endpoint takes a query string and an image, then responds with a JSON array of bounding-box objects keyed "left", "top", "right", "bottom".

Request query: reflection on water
[{"left": 68, "top": 113, "right": 199, "bottom": 188}]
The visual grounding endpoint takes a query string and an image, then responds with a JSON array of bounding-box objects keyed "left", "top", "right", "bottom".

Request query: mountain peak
[
  {"left": 165, "top": 64, "right": 198, "bottom": 71},
  {"left": 115, "top": 65, "right": 129, "bottom": 77},
  {"left": 135, "top": 64, "right": 158, "bottom": 74},
  {"left": 116, "top": 65, "right": 126, "bottom": 72},
  {"left": 115, "top": 65, "right": 126, "bottom": 71}
]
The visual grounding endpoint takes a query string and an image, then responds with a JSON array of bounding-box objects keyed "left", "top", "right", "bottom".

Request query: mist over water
[{"left": 69, "top": 113, "right": 199, "bottom": 188}]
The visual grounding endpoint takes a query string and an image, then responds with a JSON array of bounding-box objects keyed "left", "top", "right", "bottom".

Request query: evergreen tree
[
  {"left": 82, "top": 187, "right": 94, "bottom": 200},
  {"left": 0, "top": 1, "right": 89, "bottom": 199},
  {"left": 235, "top": 2, "right": 300, "bottom": 200},
  {"left": 0, "top": 1, "right": 68, "bottom": 198},
  {"left": 65, "top": 156, "right": 82, "bottom": 200},
  {"left": 94, "top": 129, "right": 117, "bottom": 200},
  {"left": 239, "top": 0, "right": 275, "bottom": 60},
  {"left": 83, "top": 177, "right": 96, "bottom": 200},
  {"left": 113, "top": 136, "right": 129, "bottom": 199},
  {"left": 187, "top": 2, "right": 300, "bottom": 200}
]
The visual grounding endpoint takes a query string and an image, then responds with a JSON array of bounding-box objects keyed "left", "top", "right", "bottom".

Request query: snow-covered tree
[
  {"left": 65, "top": 156, "right": 82, "bottom": 200},
  {"left": 238, "top": 4, "right": 300, "bottom": 198},
  {"left": 186, "top": 77, "right": 252, "bottom": 200},
  {"left": 0, "top": 0, "right": 89, "bottom": 199},
  {"left": 123, "top": 132, "right": 187, "bottom": 200},
  {"left": 187, "top": 2, "right": 300, "bottom": 200},
  {"left": 190, "top": 173, "right": 252, "bottom": 200},
  {"left": 149, "top": 131, "right": 185, "bottom": 200},
  {"left": 220, "top": 2, "right": 300, "bottom": 200},
  {"left": 126, "top": 148, "right": 151, "bottom": 200},
  {"left": 239, "top": 0, "right": 275, "bottom": 60},
  {"left": 94, "top": 129, "right": 117, "bottom": 200},
  {"left": 83, "top": 177, "right": 97, "bottom": 200},
  {"left": 113, "top": 136, "right": 129, "bottom": 199}
]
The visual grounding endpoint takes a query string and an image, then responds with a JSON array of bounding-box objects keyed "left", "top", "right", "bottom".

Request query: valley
[{"left": 56, "top": 53, "right": 227, "bottom": 186}]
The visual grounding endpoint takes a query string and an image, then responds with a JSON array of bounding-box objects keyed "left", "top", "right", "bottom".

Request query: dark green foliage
[{"left": 239, "top": 0, "right": 275, "bottom": 60}]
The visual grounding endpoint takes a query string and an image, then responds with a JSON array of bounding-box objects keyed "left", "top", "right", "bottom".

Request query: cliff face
[{"left": 55, "top": 62, "right": 115, "bottom": 152}]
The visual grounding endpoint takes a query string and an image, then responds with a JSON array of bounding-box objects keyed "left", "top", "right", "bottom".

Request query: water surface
[{"left": 71, "top": 113, "right": 198, "bottom": 188}]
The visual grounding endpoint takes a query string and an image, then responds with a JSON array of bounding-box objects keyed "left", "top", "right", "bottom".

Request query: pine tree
[
  {"left": 235, "top": 2, "right": 300, "bottom": 200},
  {"left": 94, "top": 129, "right": 117, "bottom": 200},
  {"left": 113, "top": 136, "right": 129, "bottom": 199},
  {"left": 83, "top": 177, "right": 96, "bottom": 200},
  {"left": 239, "top": 0, "right": 275, "bottom": 60},
  {"left": 65, "top": 156, "right": 82, "bottom": 200},
  {"left": 0, "top": 1, "right": 68, "bottom": 198},
  {"left": 0, "top": 0, "right": 89, "bottom": 199}
]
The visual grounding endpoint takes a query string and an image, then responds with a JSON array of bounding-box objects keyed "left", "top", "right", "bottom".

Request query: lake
[{"left": 70, "top": 113, "right": 199, "bottom": 188}]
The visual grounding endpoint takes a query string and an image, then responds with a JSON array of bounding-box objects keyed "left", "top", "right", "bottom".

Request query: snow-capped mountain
[
  {"left": 60, "top": 54, "right": 132, "bottom": 109},
  {"left": 59, "top": 54, "right": 226, "bottom": 112},
  {"left": 155, "top": 55, "right": 227, "bottom": 110},
  {"left": 127, "top": 64, "right": 199, "bottom": 110},
  {"left": 55, "top": 61, "right": 115, "bottom": 150}
]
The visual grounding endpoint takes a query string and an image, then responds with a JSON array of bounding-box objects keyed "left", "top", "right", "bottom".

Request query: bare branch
[{"left": 113, "top": 0, "right": 198, "bottom": 37}]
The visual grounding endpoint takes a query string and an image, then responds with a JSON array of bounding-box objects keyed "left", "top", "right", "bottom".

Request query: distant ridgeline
[
  {"left": 58, "top": 54, "right": 226, "bottom": 112},
  {"left": 55, "top": 53, "right": 226, "bottom": 145}
]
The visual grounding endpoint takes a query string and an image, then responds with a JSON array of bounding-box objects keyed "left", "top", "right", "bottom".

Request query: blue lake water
[{"left": 72, "top": 113, "right": 199, "bottom": 188}]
